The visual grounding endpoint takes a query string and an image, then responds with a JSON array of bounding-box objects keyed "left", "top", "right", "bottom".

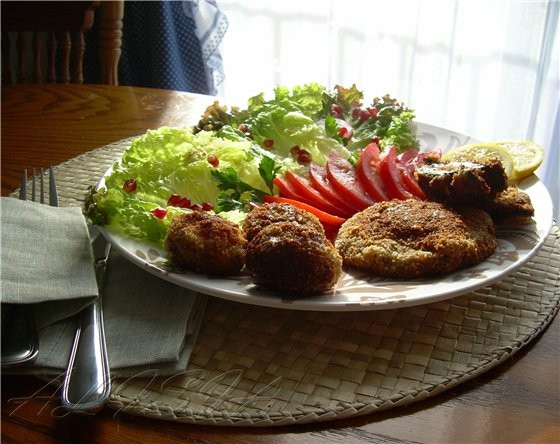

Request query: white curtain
[{"left": 216, "top": 0, "right": 559, "bottom": 219}]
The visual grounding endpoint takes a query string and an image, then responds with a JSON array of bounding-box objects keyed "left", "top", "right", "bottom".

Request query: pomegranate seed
[
  {"left": 351, "top": 108, "right": 369, "bottom": 122},
  {"left": 167, "top": 194, "right": 181, "bottom": 206},
  {"left": 368, "top": 107, "right": 378, "bottom": 118},
  {"left": 168, "top": 194, "right": 191, "bottom": 208},
  {"left": 338, "top": 127, "right": 350, "bottom": 139},
  {"left": 238, "top": 124, "right": 249, "bottom": 133},
  {"left": 207, "top": 153, "right": 219, "bottom": 167},
  {"left": 190, "top": 203, "right": 203, "bottom": 211},
  {"left": 262, "top": 139, "right": 274, "bottom": 148},
  {"left": 151, "top": 208, "right": 168, "bottom": 219},
  {"left": 123, "top": 179, "right": 137, "bottom": 193},
  {"left": 179, "top": 197, "right": 191, "bottom": 208},
  {"left": 297, "top": 150, "right": 312, "bottom": 164},
  {"left": 201, "top": 202, "right": 214, "bottom": 211},
  {"left": 290, "top": 146, "right": 301, "bottom": 155},
  {"left": 330, "top": 104, "right": 344, "bottom": 118}
]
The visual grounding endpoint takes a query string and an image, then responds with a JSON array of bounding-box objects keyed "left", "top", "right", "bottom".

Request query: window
[{"left": 218, "top": 0, "right": 559, "bottom": 217}]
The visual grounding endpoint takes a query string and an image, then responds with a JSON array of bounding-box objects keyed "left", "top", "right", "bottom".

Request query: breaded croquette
[
  {"left": 415, "top": 159, "right": 508, "bottom": 205},
  {"left": 416, "top": 158, "right": 534, "bottom": 225},
  {"left": 242, "top": 202, "right": 324, "bottom": 242},
  {"left": 480, "top": 186, "right": 535, "bottom": 225},
  {"left": 335, "top": 200, "right": 496, "bottom": 278},
  {"left": 164, "top": 211, "right": 247, "bottom": 275},
  {"left": 245, "top": 221, "right": 342, "bottom": 295}
]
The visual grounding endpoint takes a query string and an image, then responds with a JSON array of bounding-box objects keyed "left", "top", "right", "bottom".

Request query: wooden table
[{"left": 2, "top": 84, "right": 559, "bottom": 444}]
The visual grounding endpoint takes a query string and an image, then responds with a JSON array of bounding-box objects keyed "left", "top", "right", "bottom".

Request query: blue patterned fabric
[
  {"left": 182, "top": 0, "right": 228, "bottom": 94},
  {"left": 85, "top": 0, "right": 227, "bottom": 95}
]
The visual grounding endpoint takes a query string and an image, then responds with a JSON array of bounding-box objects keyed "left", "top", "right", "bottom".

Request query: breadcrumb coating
[
  {"left": 480, "top": 186, "right": 535, "bottom": 225},
  {"left": 415, "top": 159, "right": 508, "bottom": 205},
  {"left": 335, "top": 200, "right": 496, "bottom": 278},
  {"left": 242, "top": 202, "right": 324, "bottom": 242},
  {"left": 164, "top": 211, "right": 247, "bottom": 275},
  {"left": 245, "top": 222, "right": 342, "bottom": 295}
]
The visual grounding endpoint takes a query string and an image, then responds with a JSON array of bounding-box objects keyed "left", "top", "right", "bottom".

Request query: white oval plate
[{"left": 100, "top": 123, "right": 553, "bottom": 311}]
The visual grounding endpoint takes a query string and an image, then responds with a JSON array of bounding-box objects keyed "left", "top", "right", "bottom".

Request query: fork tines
[
  {"left": 20, "top": 167, "right": 58, "bottom": 206},
  {"left": 48, "top": 167, "right": 58, "bottom": 207},
  {"left": 18, "top": 170, "right": 27, "bottom": 200}
]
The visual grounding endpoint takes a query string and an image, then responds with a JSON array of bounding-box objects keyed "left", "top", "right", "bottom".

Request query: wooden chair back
[{"left": 1, "top": 1, "right": 123, "bottom": 85}]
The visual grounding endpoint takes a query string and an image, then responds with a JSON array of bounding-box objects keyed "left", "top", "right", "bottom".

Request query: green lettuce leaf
[{"left": 88, "top": 127, "right": 284, "bottom": 245}]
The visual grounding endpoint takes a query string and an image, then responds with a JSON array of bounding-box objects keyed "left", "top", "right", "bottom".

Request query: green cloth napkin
[
  {"left": 11, "top": 252, "right": 207, "bottom": 378},
  {"left": 1, "top": 197, "right": 98, "bottom": 321},
  {"left": 1, "top": 197, "right": 207, "bottom": 378}
]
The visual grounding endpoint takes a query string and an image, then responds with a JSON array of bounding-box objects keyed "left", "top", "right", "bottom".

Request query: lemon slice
[
  {"left": 493, "top": 140, "right": 545, "bottom": 180},
  {"left": 441, "top": 142, "right": 515, "bottom": 179}
]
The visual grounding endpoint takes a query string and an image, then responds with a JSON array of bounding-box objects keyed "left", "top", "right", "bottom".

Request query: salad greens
[
  {"left": 87, "top": 127, "right": 283, "bottom": 243},
  {"left": 349, "top": 94, "right": 418, "bottom": 151},
  {"left": 87, "top": 83, "right": 419, "bottom": 246},
  {"left": 211, "top": 155, "right": 281, "bottom": 212},
  {"left": 194, "top": 83, "right": 418, "bottom": 154}
]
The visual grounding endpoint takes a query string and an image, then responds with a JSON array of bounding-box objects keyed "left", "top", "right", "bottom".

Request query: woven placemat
[{"left": 40, "top": 140, "right": 560, "bottom": 426}]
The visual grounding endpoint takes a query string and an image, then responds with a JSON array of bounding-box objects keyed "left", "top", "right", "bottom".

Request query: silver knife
[{"left": 60, "top": 197, "right": 112, "bottom": 411}]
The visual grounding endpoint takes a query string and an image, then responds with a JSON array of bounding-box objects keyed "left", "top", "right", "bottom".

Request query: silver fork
[{"left": 1, "top": 168, "right": 54, "bottom": 367}]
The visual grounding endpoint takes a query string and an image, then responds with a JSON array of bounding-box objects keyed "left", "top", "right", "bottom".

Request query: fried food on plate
[
  {"left": 415, "top": 159, "right": 508, "bottom": 205},
  {"left": 440, "top": 142, "right": 515, "bottom": 178},
  {"left": 480, "top": 186, "right": 535, "bottom": 225},
  {"left": 416, "top": 158, "right": 535, "bottom": 225},
  {"left": 242, "top": 202, "right": 324, "bottom": 242},
  {"left": 335, "top": 200, "right": 497, "bottom": 278},
  {"left": 164, "top": 211, "right": 247, "bottom": 275},
  {"left": 244, "top": 202, "right": 341, "bottom": 295},
  {"left": 245, "top": 221, "right": 342, "bottom": 295}
]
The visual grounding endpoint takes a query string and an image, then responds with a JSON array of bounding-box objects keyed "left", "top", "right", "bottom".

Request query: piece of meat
[
  {"left": 245, "top": 222, "right": 342, "bottom": 295},
  {"left": 335, "top": 199, "right": 497, "bottom": 278},
  {"left": 480, "top": 186, "right": 535, "bottom": 225},
  {"left": 415, "top": 159, "right": 508, "bottom": 205},
  {"left": 242, "top": 202, "right": 324, "bottom": 242},
  {"left": 164, "top": 211, "right": 247, "bottom": 275}
]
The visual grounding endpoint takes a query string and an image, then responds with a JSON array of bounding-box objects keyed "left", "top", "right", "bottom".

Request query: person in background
[{"left": 85, "top": 0, "right": 228, "bottom": 95}]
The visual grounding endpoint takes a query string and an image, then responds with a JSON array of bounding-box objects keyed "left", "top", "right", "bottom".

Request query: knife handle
[{"left": 61, "top": 297, "right": 111, "bottom": 412}]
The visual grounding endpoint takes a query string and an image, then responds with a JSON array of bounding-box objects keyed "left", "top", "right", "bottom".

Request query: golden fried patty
[
  {"left": 335, "top": 200, "right": 496, "bottom": 278},
  {"left": 479, "top": 186, "right": 535, "bottom": 225},
  {"left": 242, "top": 202, "right": 324, "bottom": 242},
  {"left": 164, "top": 211, "right": 247, "bottom": 275},
  {"left": 245, "top": 221, "right": 342, "bottom": 295},
  {"left": 415, "top": 159, "right": 508, "bottom": 205}
]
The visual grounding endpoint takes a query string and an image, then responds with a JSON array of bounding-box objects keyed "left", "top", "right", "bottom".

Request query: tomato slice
[
  {"left": 325, "top": 150, "right": 375, "bottom": 210},
  {"left": 284, "top": 170, "right": 353, "bottom": 218},
  {"left": 396, "top": 151, "right": 426, "bottom": 199},
  {"left": 398, "top": 149, "right": 420, "bottom": 175},
  {"left": 356, "top": 142, "right": 390, "bottom": 202},
  {"left": 263, "top": 195, "right": 346, "bottom": 227},
  {"left": 308, "top": 163, "right": 360, "bottom": 215},
  {"left": 274, "top": 175, "right": 349, "bottom": 218},
  {"left": 379, "top": 146, "right": 414, "bottom": 200},
  {"left": 273, "top": 175, "right": 307, "bottom": 200}
]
